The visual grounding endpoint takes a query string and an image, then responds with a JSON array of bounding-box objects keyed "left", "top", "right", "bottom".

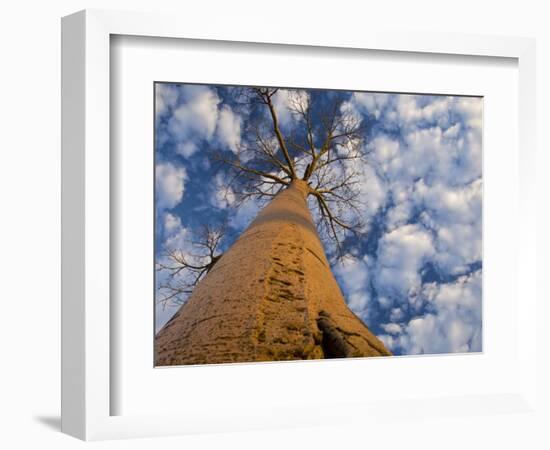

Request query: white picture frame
[{"left": 61, "top": 9, "right": 537, "bottom": 441}]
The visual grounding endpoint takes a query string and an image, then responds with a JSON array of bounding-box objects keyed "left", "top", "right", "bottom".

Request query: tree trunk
[{"left": 155, "top": 179, "right": 391, "bottom": 365}]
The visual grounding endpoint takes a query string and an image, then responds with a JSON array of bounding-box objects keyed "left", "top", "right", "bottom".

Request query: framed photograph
[{"left": 61, "top": 9, "right": 537, "bottom": 440}]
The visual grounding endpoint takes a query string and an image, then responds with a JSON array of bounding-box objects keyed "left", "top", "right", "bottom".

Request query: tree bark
[{"left": 155, "top": 179, "right": 391, "bottom": 365}]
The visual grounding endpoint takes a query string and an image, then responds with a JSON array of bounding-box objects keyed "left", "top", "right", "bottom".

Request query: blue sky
[{"left": 155, "top": 83, "right": 483, "bottom": 356}]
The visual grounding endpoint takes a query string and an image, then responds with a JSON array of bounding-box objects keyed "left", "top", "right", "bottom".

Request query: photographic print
[{"left": 154, "top": 83, "right": 482, "bottom": 366}]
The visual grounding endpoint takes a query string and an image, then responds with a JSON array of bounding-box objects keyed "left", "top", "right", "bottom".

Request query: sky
[{"left": 154, "top": 82, "right": 483, "bottom": 356}]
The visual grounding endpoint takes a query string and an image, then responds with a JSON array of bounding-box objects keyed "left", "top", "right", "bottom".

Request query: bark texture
[{"left": 155, "top": 180, "right": 391, "bottom": 365}]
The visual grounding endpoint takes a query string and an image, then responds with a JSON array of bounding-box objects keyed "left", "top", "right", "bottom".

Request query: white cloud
[
  {"left": 394, "top": 270, "right": 482, "bottom": 354},
  {"left": 155, "top": 84, "right": 179, "bottom": 119},
  {"left": 211, "top": 172, "right": 236, "bottom": 209},
  {"left": 367, "top": 123, "right": 474, "bottom": 190},
  {"left": 351, "top": 92, "right": 389, "bottom": 119},
  {"left": 435, "top": 224, "right": 482, "bottom": 274},
  {"left": 229, "top": 198, "right": 261, "bottom": 231},
  {"left": 381, "top": 323, "right": 403, "bottom": 334},
  {"left": 357, "top": 94, "right": 483, "bottom": 277},
  {"left": 155, "top": 162, "right": 187, "bottom": 210},
  {"left": 422, "top": 179, "right": 482, "bottom": 221},
  {"left": 389, "top": 307, "right": 404, "bottom": 322},
  {"left": 163, "top": 212, "right": 181, "bottom": 234},
  {"left": 161, "top": 84, "right": 243, "bottom": 157},
  {"left": 352, "top": 158, "right": 387, "bottom": 220},
  {"left": 374, "top": 224, "right": 435, "bottom": 301},
  {"left": 352, "top": 92, "right": 482, "bottom": 135},
  {"left": 162, "top": 212, "right": 188, "bottom": 249},
  {"left": 347, "top": 292, "right": 371, "bottom": 314},
  {"left": 272, "top": 89, "right": 309, "bottom": 128},
  {"left": 168, "top": 85, "right": 220, "bottom": 156},
  {"left": 216, "top": 105, "right": 242, "bottom": 153},
  {"left": 385, "top": 201, "right": 414, "bottom": 231},
  {"left": 443, "top": 122, "right": 461, "bottom": 139},
  {"left": 334, "top": 255, "right": 372, "bottom": 317},
  {"left": 395, "top": 95, "right": 453, "bottom": 128},
  {"left": 369, "top": 135, "right": 400, "bottom": 167},
  {"left": 348, "top": 94, "right": 484, "bottom": 356},
  {"left": 319, "top": 157, "right": 387, "bottom": 234},
  {"left": 456, "top": 97, "right": 483, "bottom": 133},
  {"left": 271, "top": 90, "right": 292, "bottom": 127},
  {"left": 335, "top": 255, "right": 369, "bottom": 289},
  {"left": 420, "top": 179, "right": 482, "bottom": 272},
  {"left": 176, "top": 141, "right": 200, "bottom": 159}
]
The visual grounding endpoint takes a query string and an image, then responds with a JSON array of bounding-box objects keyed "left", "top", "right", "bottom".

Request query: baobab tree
[{"left": 155, "top": 87, "right": 391, "bottom": 365}]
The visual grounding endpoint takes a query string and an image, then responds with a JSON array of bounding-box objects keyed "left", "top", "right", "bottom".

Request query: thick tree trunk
[{"left": 155, "top": 179, "right": 391, "bottom": 365}]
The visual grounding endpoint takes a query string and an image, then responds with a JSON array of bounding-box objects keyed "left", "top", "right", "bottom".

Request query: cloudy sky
[{"left": 155, "top": 82, "right": 483, "bottom": 356}]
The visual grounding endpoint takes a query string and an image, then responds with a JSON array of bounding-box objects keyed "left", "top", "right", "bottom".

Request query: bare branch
[
  {"left": 212, "top": 86, "right": 370, "bottom": 260},
  {"left": 156, "top": 223, "right": 226, "bottom": 308},
  {"left": 214, "top": 152, "right": 291, "bottom": 186},
  {"left": 255, "top": 88, "right": 297, "bottom": 178}
]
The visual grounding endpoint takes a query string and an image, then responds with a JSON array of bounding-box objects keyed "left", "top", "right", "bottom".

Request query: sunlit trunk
[{"left": 155, "top": 179, "right": 390, "bottom": 365}]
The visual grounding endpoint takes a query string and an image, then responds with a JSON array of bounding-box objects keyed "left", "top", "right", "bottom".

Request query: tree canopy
[{"left": 215, "top": 87, "right": 370, "bottom": 252}]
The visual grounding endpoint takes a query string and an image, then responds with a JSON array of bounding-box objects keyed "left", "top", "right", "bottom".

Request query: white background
[{"left": 1, "top": 1, "right": 548, "bottom": 449}]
